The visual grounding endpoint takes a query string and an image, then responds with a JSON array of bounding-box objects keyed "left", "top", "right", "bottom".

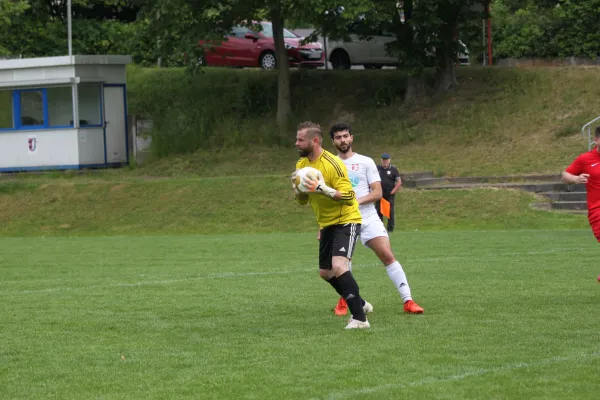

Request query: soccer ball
[{"left": 294, "top": 167, "right": 323, "bottom": 193}]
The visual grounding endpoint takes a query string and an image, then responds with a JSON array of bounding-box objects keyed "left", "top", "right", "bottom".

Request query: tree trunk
[
  {"left": 434, "top": 48, "right": 457, "bottom": 93},
  {"left": 434, "top": 22, "right": 459, "bottom": 93},
  {"left": 270, "top": 7, "right": 292, "bottom": 132},
  {"left": 394, "top": 0, "right": 423, "bottom": 105},
  {"left": 404, "top": 75, "right": 424, "bottom": 106}
]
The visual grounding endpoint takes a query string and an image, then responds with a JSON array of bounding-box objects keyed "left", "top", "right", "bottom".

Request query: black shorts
[{"left": 319, "top": 223, "right": 361, "bottom": 270}]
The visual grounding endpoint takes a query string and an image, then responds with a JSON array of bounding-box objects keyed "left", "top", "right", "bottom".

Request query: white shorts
[{"left": 359, "top": 214, "right": 388, "bottom": 246}]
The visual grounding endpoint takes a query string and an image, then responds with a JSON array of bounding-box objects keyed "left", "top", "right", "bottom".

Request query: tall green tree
[
  {"left": 135, "top": 0, "right": 375, "bottom": 130},
  {"left": 215, "top": 0, "right": 379, "bottom": 129},
  {"left": 135, "top": 0, "right": 487, "bottom": 127},
  {"left": 308, "top": 0, "right": 487, "bottom": 96},
  {"left": 493, "top": 0, "right": 600, "bottom": 59},
  {"left": 0, "top": 0, "right": 29, "bottom": 24},
  {"left": 0, "top": 0, "right": 143, "bottom": 58},
  {"left": 0, "top": 0, "right": 30, "bottom": 55}
]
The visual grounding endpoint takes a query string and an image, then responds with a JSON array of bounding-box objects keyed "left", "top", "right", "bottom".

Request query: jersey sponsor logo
[
  {"left": 351, "top": 164, "right": 359, "bottom": 171},
  {"left": 349, "top": 173, "right": 359, "bottom": 188},
  {"left": 593, "top": 162, "right": 599, "bottom": 167}
]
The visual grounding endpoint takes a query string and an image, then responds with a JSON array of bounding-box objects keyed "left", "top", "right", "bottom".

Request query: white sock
[
  {"left": 386, "top": 261, "right": 412, "bottom": 302},
  {"left": 348, "top": 260, "right": 353, "bottom": 271}
]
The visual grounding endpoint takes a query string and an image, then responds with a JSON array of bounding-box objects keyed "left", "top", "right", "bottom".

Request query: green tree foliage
[
  {"left": 304, "top": 0, "right": 487, "bottom": 93},
  {"left": 2, "top": 0, "right": 488, "bottom": 127},
  {"left": 0, "top": 0, "right": 29, "bottom": 24},
  {"left": 493, "top": 0, "right": 600, "bottom": 59},
  {"left": 0, "top": 0, "right": 30, "bottom": 55},
  {"left": 428, "top": 0, "right": 488, "bottom": 91},
  {"left": 0, "top": 0, "right": 145, "bottom": 59},
  {"left": 134, "top": 0, "right": 378, "bottom": 128}
]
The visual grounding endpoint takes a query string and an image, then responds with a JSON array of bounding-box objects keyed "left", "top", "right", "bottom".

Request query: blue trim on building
[
  {"left": 2, "top": 87, "right": 79, "bottom": 132},
  {"left": 12, "top": 90, "right": 18, "bottom": 129},
  {"left": 17, "top": 88, "right": 44, "bottom": 129},
  {"left": 14, "top": 90, "right": 21, "bottom": 128},
  {"left": 1, "top": 85, "right": 117, "bottom": 134},
  {"left": 1, "top": 83, "right": 129, "bottom": 172},
  {"left": 42, "top": 88, "right": 49, "bottom": 127}
]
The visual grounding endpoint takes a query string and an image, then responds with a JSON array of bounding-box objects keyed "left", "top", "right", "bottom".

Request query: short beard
[
  {"left": 298, "top": 149, "right": 310, "bottom": 157},
  {"left": 336, "top": 145, "right": 350, "bottom": 154}
]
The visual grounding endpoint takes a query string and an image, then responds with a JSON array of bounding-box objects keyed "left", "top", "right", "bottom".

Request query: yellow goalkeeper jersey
[{"left": 296, "top": 149, "right": 362, "bottom": 228}]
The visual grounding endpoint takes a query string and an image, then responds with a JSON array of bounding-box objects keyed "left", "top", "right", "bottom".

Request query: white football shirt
[{"left": 339, "top": 153, "right": 381, "bottom": 219}]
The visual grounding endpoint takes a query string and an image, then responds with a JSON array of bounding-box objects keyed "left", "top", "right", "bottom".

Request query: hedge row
[{"left": 126, "top": 67, "right": 410, "bottom": 156}]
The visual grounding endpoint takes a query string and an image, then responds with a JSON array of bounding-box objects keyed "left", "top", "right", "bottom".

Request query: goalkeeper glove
[
  {"left": 290, "top": 170, "right": 302, "bottom": 196},
  {"left": 301, "top": 174, "right": 336, "bottom": 198}
]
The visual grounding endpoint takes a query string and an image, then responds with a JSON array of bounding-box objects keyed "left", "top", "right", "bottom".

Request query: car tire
[
  {"left": 330, "top": 50, "right": 351, "bottom": 69},
  {"left": 259, "top": 51, "right": 277, "bottom": 70}
]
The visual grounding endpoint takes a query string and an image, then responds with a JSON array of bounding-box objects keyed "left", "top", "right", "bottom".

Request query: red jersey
[{"left": 565, "top": 148, "right": 600, "bottom": 214}]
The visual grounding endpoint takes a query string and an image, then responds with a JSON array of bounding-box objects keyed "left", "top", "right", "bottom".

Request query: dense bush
[{"left": 126, "top": 67, "right": 410, "bottom": 156}]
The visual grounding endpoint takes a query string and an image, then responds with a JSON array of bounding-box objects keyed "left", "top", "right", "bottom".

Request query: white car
[
  {"left": 326, "top": 34, "right": 470, "bottom": 69},
  {"left": 294, "top": 26, "right": 469, "bottom": 69},
  {"left": 326, "top": 34, "right": 396, "bottom": 69}
]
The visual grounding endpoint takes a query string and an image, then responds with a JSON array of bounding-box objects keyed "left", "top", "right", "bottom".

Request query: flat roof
[{"left": 0, "top": 55, "right": 132, "bottom": 70}]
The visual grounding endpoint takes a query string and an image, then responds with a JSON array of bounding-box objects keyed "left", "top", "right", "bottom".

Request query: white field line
[
  {"left": 0, "top": 247, "right": 587, "bottom": 295},
  {"left": 320, "top": 351, "right": 600, "bottom": 400}
]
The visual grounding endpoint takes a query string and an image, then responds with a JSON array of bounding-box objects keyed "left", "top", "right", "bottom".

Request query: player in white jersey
[{"left": 327, "top": 123, "right": 424, "bottom": 315}]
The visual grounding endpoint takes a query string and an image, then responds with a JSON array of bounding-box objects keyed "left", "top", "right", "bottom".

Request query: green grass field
[
  {"left": 1, "top": 65, "right": 599, "bottom": 398},
  {"left": 0, "top": 177, "right": 589, "bottom": 236},
  {"left": 1, "top": 230, "right": 599, "bottom": 399}
]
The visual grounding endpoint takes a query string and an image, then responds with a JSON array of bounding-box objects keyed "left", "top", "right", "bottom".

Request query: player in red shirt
[{"left": 562, "top": 126, "right": 600, "bottom": 242}]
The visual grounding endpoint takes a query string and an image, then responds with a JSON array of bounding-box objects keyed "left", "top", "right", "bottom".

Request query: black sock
[
  {"left": 326, "top": 276, "right": 344, "bottom": 297},
  {"left": 337, "top": 271, "right": 366, "bottom": 322}
]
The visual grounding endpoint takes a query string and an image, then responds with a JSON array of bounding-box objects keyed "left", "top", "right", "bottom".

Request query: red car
[{"left": 200, "top": 22, "right": 324, "bottom": 69}]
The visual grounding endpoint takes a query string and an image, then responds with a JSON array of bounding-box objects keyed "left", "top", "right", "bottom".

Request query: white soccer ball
[{"left": 294, "top": 167, "right": 323, "bottom": 193}]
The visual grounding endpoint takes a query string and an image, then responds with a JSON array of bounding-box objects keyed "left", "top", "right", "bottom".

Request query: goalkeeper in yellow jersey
[{"left": 291, "top": 121, "right": 372, "bottom": 329}]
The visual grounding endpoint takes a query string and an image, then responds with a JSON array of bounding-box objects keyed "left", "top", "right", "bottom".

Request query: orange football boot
[
  {"left": 334, "top": 297, "right": 348, "bottom": 316},
  {"left": 404, "top": 300, "right": 424, "bottom": 314}
]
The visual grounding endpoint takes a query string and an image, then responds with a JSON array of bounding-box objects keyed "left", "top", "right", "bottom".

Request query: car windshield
[{"left": 260, "top": 22, "right": 298, "bottom": 38}]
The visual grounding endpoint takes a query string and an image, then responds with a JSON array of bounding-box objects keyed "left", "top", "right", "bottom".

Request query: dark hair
[
  {"left": 297, "top": 121, "right": 322, "bottom": 140},
  {"left": 595, "top": 126, "right": 600, "bottom": 138},
  {"left": 329, "top": 122, "right": 352, "bottom": 139}
]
